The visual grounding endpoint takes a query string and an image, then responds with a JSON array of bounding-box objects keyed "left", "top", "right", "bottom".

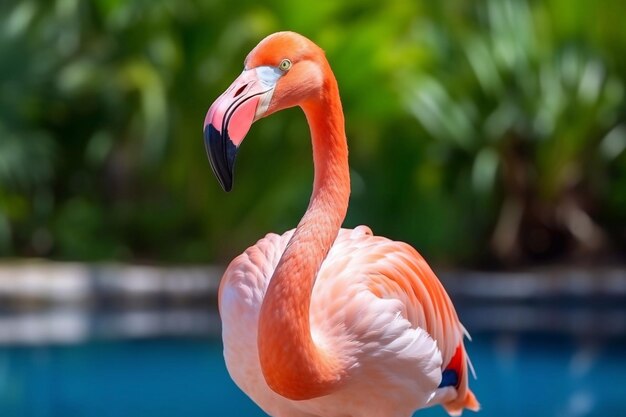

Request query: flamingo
[{"left": 203, "top": 31, "right": 480, "bottom": 417}]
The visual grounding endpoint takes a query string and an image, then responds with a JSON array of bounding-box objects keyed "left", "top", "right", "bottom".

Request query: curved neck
[{"left": 257, "top": 72, "right": 350, "bottom": 400}]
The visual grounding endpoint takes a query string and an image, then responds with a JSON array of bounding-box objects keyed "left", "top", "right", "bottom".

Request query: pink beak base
[{"left": 203, "top": 70, "right": 268, "bottom": 146}]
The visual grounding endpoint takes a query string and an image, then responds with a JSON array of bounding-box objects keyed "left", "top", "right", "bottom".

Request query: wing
[
  {"left": 219, "top": 230, "right": 303, "bottom": 417},
  {"left": 311, "top": 226, "right": 479, "bottom": 415},
  {"left": 218, "top": 229, "right": 293, "bottom": 314}
]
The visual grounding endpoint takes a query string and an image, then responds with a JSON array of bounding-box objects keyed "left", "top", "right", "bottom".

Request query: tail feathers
[
  {"left": 440, "top": 343, "right": 480, "bottom": 416},
  {"left": 443, "top": 389, "right": 480, "bottom": 416}
]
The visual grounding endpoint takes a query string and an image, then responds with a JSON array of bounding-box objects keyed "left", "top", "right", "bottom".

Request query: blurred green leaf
[{"left": 0, "top": 0, "right": 624, "bottom": 265}]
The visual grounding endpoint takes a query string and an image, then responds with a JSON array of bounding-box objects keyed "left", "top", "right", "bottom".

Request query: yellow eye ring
[{"left": 279, "top": 59, "right": 292, "bottom": 71}]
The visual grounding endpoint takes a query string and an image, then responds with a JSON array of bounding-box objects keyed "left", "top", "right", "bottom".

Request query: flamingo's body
[{"left": 203, "top": 32, "right": 479, "bottom": 417}]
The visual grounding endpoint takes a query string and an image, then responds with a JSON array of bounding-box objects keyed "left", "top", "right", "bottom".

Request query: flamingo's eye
[{"left": 278, "top": 59, "right": 292, "bottom": 72}]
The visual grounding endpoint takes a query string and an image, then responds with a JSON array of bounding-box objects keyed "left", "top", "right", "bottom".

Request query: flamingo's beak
[{"left": 203, "top": 67, "right": 280, "bottom": 191}]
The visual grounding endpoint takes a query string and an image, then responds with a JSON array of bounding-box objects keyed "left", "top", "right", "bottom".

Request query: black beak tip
[{"left": 204, "top": 124, "right": 237, "bottom": 192}]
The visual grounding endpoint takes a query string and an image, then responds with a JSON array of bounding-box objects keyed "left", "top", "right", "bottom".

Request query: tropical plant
[
  {"left": 402, "top": 0, "right": 626, "bottom": 264},
  {"left": 0, "top": 0, "right": 624, "bottom": 266}
]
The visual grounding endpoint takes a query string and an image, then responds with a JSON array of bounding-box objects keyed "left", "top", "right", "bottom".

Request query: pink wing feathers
[{"left": 316, "top": 227, "right": 479, "bottom": 414}]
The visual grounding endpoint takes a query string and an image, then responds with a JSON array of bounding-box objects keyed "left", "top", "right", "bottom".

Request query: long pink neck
[{"left": 257, "top": 72, "right": 350, "bottom": 400}]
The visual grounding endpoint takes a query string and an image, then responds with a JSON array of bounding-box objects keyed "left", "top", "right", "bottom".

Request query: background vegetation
[{"left": 1, "top": 0, "right": 624, "bottom": 267}]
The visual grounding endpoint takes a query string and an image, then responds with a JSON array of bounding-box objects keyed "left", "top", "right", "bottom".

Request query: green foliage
[
  {"left": 402, "top": 0, "right": 626, "bottom": 263},
  {"left": 0, "top": 0, "right": 624, "bottom": 265}
]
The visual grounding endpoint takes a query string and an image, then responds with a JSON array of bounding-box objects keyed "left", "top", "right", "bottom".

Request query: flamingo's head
[{"left": 203, "top": 31, "right": 327, "bottom": 191}]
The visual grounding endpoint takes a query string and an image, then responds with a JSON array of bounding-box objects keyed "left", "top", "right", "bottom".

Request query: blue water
[{"left": 0, "top": 335, "right": 624, "bottom": 417}]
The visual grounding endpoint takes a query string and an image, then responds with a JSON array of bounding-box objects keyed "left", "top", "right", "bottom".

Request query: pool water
[{"left": 0, "top": 335, "right": 624, "bottom": 417}]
